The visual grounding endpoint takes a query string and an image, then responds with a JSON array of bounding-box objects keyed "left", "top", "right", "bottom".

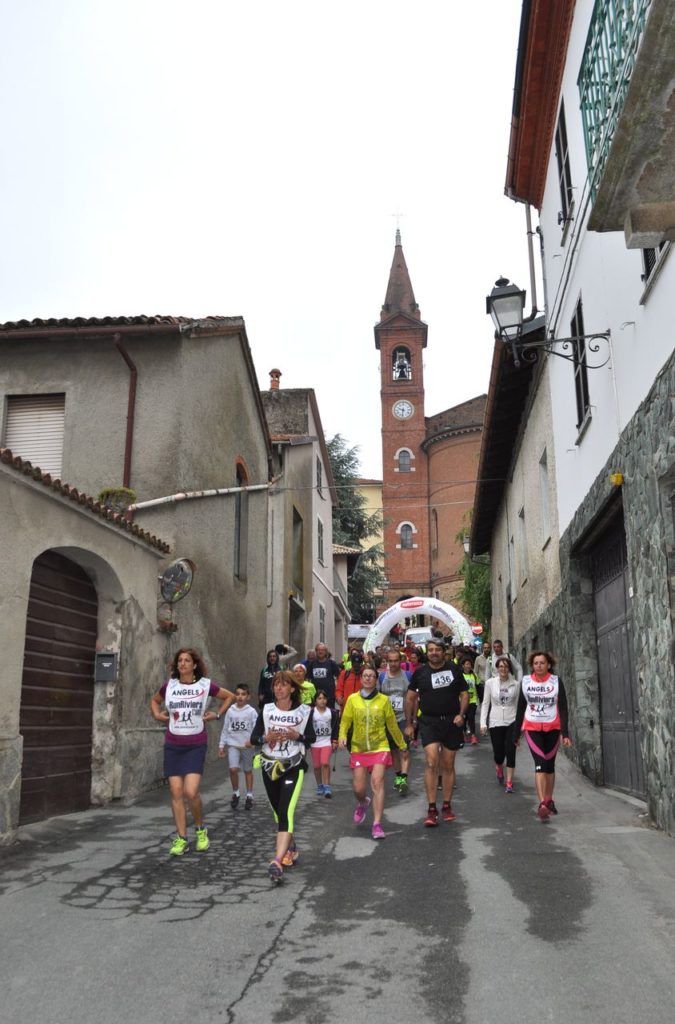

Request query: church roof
[
  {"left": 422, "top": 395, "right": 486, "bottom": 451},
  {"left": 380, "top": 230, "right": 421, "bottom": 321}
]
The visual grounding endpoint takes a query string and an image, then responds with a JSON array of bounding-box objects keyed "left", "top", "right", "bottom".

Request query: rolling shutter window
[{"left": 4, "top": 394, "right": 66, "bottom": 476}]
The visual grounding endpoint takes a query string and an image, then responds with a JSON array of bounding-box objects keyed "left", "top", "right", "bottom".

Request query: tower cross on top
[{"left": 391, "top": 211, "right": 404, "bottom": 245}]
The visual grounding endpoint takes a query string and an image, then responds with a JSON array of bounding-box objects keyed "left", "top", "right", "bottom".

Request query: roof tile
[{"left": 0, "top": 447, "right": 171, "bottom": 552}]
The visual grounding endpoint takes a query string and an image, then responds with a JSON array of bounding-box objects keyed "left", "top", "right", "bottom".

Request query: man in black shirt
[
  {"left": 305, "top": 642, "right": 341, "bottom": 708},
  {"left": 405, "top": 639, "right": 468, "bottom": 827}
]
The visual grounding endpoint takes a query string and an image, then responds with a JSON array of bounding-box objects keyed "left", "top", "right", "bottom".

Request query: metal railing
[{"left": 577, "top": 0, "right": 652, "bottom": 199}]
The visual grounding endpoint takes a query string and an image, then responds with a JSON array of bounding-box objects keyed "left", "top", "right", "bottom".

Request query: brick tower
[{"left": 375, "top": 231, "right": 431, "bottom": 612}]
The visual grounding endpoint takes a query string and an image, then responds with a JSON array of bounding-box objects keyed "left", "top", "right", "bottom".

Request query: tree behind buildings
[{"left": 327, "top": 434, "right": 383, "bottom": 623}]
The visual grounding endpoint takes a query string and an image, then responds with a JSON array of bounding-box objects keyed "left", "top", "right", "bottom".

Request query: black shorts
[
  {"left": 386, "top": 719, "right": 410, "bottom": 750},
  {"left": 419, "top": 715, "right": 464, "bottom": 751},
  {"left": 525, "top": 729, "right": 560, "bottom": 774}
]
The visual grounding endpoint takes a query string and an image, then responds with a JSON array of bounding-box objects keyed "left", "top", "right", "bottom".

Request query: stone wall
[{"left": 515, "top": 349, "right": 675, "bottom": 834}]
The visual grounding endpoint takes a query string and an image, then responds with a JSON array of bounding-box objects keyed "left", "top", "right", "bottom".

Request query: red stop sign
[{"left": 471, "top": 623, "right": 483, "bottom": 636}]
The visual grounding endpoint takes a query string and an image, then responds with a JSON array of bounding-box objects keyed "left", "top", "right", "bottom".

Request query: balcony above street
[{"left": 580, "top": 0, "right": 675, "bottom": 247}]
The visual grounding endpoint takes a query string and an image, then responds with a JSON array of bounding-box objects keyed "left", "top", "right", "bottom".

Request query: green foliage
[
  {"left": 327, "top": 434, "right": 382, "bottom": 545},
  {"left": 455, "top": 509, "right": 491, "bottom": 631},
  {"left": 97, "top": 486, "right": 137, "bottom": 511},
  {"left": 348, "top": 542, "right": 385, "bottom": 623},
  {"left": 457, "top": 556, "right": 491, "bottom": 630},
  {"left": 326, "top": 434, "right": 383, "bottom": 622}
]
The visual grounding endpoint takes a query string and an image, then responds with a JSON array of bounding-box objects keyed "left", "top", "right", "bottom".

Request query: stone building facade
[
  {"left": 0, "top": 315, "right": 273, "bottom": 840},
  {"left": 261, "top": 375, "right": 348, "bottom": 657},
  {"left": 0, "top": 450, "right": 170, "bottom": 841},
  {"left": 472, "top": 0, "right": 675, "bottom": 834}
]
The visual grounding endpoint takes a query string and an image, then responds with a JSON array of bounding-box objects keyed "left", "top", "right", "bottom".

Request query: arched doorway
[{"left": 19, "top": 551, "right": 98, "bottom": 824}]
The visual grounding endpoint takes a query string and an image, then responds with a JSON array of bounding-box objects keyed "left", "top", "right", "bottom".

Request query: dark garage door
[
  {"left": 590, "top": 519, "right": 645, "bottom": 798},
  {"left": 20, "top": 551, "right": 98, "bottom": 824}
]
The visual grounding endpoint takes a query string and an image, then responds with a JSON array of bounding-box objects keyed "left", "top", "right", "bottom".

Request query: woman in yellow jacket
[{"left": 338, "top": 666, "right": 407, "bottom": 840}]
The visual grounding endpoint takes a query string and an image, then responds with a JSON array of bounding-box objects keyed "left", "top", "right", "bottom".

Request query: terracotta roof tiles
[{"left": 0, "top": 447, "right": 171, "bottom": 552}]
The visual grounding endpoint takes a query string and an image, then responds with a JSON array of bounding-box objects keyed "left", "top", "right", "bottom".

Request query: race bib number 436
[{"left": 430, "top": 671, "right": 454, "bottom": 690}]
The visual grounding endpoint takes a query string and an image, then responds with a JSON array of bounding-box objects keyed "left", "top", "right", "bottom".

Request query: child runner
[
  {"left": 461, "top": 656, "right": 480, "bottom": 745},
  {"left": 338, "top": 666, "right": 407, "bottom": 840},
  {"left": 218, "top": 684, "right": 258, "bottom": 809},
  {"left": 308, "top": 690, "right": 339, "bottom": 797}
]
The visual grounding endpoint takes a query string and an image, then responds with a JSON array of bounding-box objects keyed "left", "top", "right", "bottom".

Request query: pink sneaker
[
  {"left": 496, "top": 765, "right": 504, "bottom": 785},
  {"left": 537, "top": 801, "right": 551, "bottom": 820},
  {"left": 353, "top": 796, "right": 371, "bottom": 824},
  {"left": 371, "top": 823, "right": 385, "bottom": 840},
  {"left": 470, "top": 735, "right": 478, "bottom": 746}
]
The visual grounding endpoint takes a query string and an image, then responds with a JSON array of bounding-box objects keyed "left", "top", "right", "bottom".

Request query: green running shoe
[
  {"left": 169, "top": 835, "right": 189, "bottom": 856},
  {"left": 195, "top": 826, "right": 210, "bottom": 852}
]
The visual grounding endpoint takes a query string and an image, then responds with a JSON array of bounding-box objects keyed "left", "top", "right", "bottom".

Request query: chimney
[{"left": 269, "top": 368, "right": 282, "bottom": 390}]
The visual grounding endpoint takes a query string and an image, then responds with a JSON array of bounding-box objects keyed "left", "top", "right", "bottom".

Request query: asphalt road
[{"left": 2, "top": 739, "right": 674, "bottom": 1024}]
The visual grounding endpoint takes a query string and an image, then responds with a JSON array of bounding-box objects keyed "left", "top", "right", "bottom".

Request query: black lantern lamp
[{"left": 486, "top": 277, "right": 610, "bottom": 369}]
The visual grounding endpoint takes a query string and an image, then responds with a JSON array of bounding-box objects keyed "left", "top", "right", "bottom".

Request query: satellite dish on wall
[{"left": 158, "top": 558, "right": 196, "bottom": 604}]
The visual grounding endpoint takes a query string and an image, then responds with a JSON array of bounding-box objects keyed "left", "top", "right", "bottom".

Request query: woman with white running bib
[
  {"left": 514, "top": 651, "right": 572, "bottom": 819},
  {"left": 150, "top": 647, "right": 235, "bottom": 855}
]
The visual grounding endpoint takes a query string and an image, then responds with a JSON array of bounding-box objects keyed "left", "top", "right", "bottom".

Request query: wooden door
[
  {"left": 590, "top": 520, "right": 645, "bottom": 798},
  {"left": 19, "top": 551, "right": 98, "bottom": 823}
]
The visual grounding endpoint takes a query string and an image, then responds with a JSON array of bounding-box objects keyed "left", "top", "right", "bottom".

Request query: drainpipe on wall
[
  {"left": 524, "top": 203, "right": 539, "bottom": 322},
  {"left": 113, "top": 334, "right": 137, "bottom": 489},
  {"left": 128, "top": 480, "right": 274, "bottom": 512}
]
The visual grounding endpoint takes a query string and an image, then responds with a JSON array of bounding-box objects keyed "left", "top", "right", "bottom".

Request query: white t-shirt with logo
[
  {"left": 260, "top": 703, "right": 311, "bottom": 759},
  {"left": 164, "top": 677, "right": 214, "bottom": 738},
  {"left": 219, "top": 704, "right": 259, "bottom": 749},
  {"left": 310, "top": 707, "right": 333, "bottom": 749},
  {"left": 522, "top": 674, "right": 561, "bottom": 727}
]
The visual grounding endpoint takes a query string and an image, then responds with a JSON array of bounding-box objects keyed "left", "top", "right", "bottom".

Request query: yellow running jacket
[{"left": 339, "top": 691, "right": 406, "bottom": 753}]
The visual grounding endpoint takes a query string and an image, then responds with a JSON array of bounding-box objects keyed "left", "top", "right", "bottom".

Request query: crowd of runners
[{"left": 150, "top": 634, "right": 571, "bottom": 881}]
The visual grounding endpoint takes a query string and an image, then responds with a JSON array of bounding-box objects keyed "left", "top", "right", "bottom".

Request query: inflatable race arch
[{"left": 364, "top": 596, "right": 473, "bottom": 651}]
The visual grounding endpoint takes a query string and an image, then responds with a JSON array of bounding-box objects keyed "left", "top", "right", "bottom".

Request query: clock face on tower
[{"left": 392, "top": 399, "right": 414, "bottom": 420}]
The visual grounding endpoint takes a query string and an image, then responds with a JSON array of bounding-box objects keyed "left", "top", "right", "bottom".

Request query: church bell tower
[{"left": 375, "top": 231, "right": 431, "bottom": 611}]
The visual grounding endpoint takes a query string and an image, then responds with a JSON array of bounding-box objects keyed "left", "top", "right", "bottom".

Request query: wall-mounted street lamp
[
  {"left": 463, "top": 534, "right": 489, "bottom": 565},
  {"left": 486, "top": 277, "right": 611, "bottom": 369}
]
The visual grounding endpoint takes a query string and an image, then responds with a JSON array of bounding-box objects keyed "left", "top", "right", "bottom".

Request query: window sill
[{"left": 639, "top": 242, "right": 671, "bottom": 305}]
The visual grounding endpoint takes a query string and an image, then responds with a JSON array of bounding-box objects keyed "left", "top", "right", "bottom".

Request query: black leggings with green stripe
[{"left": 262, "top": 766, "right": 305, "bottom": 832}]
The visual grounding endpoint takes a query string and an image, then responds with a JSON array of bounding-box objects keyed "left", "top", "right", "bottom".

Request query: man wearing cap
[
  {"left": 404, "top": 638, "right": 468, "bottom": 827},
  {"left": 336, "top": 650, "right": 366, "bottom": 710}
]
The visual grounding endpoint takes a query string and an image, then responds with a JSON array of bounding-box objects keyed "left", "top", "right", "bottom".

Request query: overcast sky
[{"left": 1, "top": 0, "right": 534, "bottom": 480}]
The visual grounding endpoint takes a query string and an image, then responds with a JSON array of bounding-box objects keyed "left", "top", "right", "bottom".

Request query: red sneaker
[
  {"left": 470, "top": 735, "right": 478, "bottom": 746},
  {"left": 496, "top": 765, "right": 504, "bottom": 785},
  {"left": 441, "top": 802, "right": 456, "bottom": 821},
  {"left": 423, "top": 806, "right": 439, "bottom": 827},
  {"left": 545, "top": 798, "right": 558, "bottom": 815},
  {"left": 537, "top": 801, "right": 551, "bottom": 820}
]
